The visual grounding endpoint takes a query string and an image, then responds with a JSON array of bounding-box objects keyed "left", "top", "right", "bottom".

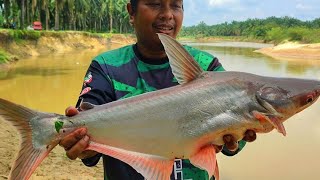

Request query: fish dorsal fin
[
  {"left": 189, "top": 145, "right": 219, "bottom": 180},
  {"left": 80, "top": 102, "right": 96, "bottom": 111},
  {"left": 87, "top": 141, "right": 174, "bottom": 180},
  {"left": 158, "top": 33, "right": 203, "bottom": 84}
]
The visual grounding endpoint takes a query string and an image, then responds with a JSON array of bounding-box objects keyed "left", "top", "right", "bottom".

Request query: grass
[
  {"left": 0, "top": 50, "right": 10, "bottom": 64},
  {"left": 0, "top": 29, "right": 113, "bottom": 41}
]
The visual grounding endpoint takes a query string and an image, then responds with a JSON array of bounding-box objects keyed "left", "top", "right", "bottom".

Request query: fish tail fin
[{"left": 0, "top": 98, "right": 56, "bottom": 180}]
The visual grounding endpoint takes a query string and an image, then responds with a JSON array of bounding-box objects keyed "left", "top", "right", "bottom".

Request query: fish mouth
[
  {"left": 256, "top": 92, "right": 283, "bottom": 117},
  {"left": 153, "top": 24, "right": 174, "bottom": 34},
  {"left": 255, "top": 93, "right": 287, "bottom": 136}
]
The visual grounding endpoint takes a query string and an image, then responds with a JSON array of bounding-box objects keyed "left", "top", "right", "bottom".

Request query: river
[{"left": 0, "top": 41, "right": 319, "bottom": 180}]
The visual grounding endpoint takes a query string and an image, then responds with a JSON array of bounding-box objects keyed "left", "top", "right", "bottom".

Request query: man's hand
[{"left": 59, "top": 106, "right": 98, "bottom": 160}]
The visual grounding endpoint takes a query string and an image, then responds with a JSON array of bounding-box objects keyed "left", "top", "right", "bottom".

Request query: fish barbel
[{"left": 0, "top": 33, "right": 319, "bottom": 180}]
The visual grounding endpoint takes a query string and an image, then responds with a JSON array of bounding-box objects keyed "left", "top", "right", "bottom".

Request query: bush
[
  {"left": 287, "top": 27, "right": 308, "bottom": 42},
  {"left": 0, "top": 15, "right": 4, "bottom": 27},
  {"left": 265, "top": 27, "right": 320, "bottom": 44},
  {"left": 265, "top": 27, "right": 288, "bottom": 44},
  {"left": 8, "top": 30, "right": 41, "bottom": 41},
  {"left": 0, "top": 50, "right": 9, "bottom": 64}
]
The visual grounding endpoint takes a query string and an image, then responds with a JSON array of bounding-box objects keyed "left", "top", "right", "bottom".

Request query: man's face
[{"left": 129, "top": 0, "right": 184, "bottom": 49}]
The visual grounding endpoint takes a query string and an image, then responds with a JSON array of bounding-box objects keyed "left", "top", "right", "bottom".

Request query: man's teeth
[{"left": 158, "top": 27, "right": 173, "bottom": 30}]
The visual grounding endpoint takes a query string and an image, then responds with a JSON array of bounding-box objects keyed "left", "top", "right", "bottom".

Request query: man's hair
[
  {"left": 129, "top": 0, "right": 183, "bottom": 13},
  {"left": 130, "top": 0, "right": 138, "bottom": 13}
]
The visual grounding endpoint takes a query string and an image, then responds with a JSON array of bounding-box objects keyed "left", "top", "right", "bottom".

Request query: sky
[{"left": 183, "top": 0, "right": 320, "bottom": 26}]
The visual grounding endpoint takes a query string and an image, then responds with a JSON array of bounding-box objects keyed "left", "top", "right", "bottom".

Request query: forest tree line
[
  {"left": 180, "top": 16, "right": 320, "bottom": 43},
  {"left": 0, "top": 0, "right": 132, "bottom": 33},
  {"left": 1, "top": 1, "right": 320, "bottom": 43}
]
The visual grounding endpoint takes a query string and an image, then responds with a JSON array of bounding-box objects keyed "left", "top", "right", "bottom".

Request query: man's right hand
[{"left": 59, "top": 106, "right": 98, "bottom": 160}]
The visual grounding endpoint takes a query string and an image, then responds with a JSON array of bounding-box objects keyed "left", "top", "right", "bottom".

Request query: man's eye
[
  {"left": 147, "top": 3, "right": 160, "bottom": 7},
  {"left": 172, "top": 3, "right": 182, "bottom": 9}
]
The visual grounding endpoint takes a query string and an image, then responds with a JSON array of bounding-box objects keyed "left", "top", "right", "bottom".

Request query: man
[{"left": 60, "top": 0, "right": 256, "bottom": 179}]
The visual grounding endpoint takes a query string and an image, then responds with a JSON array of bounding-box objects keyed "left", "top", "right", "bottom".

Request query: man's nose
[{"left": 159, "top": 5, "right": 174, "bottom": 20}]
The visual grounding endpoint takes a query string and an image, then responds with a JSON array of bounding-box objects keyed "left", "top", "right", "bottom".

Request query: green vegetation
[
  {"left": 180, "top": 17, "right": 320, "bottom": 44},
  {"left": 0, "top": 14, "right": 4, "bottom": 26},
  {"left": 1, "top": 1, "right": 319, "bottom": 45},
  {"left": 1, "top": 29, "right": 112, "bottom": 41},
  {"left": 8, "top": 29, "right": 41, "bottom": 40},
  {"left": 0, "top": 0, "right": 132, "bottom": 33},
  {"left": 0, "top": 49, "right": 10, "bottom": 64}
]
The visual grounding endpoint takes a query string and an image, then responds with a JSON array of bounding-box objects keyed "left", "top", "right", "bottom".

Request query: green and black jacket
[{"left": 76, "top": 44, "right": 246, "bottom": 180}]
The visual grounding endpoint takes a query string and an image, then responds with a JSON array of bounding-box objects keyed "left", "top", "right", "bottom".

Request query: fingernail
[
  {"left": 83, "top": 135, "right": 89, "bottom": 142},
  {"left": 80, "top": 128, "right": 87, "bottom": 136}
]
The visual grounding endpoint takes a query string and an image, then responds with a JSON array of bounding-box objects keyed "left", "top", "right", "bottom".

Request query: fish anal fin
[
  {"left": 87, "top": 141, "right": 174, "bottom": 180},
  {"left": 158, "top": 33, "right": 203, "bottom": 84},
  {"left": 189, "top": 145, "right": 219, "bottom": 180},
  {"left": 252, "top": 111, "right": 287, "bottom": 136}
]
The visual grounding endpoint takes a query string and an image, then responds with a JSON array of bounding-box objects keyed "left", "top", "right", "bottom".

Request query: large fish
[{"left": 0, "top": 33, "right": 319, "bottom": 180}]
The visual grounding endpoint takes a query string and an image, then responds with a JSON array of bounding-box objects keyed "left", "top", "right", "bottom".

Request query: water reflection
[
  {"left": 188, "top": 42, "right": 320, "bottom": 80},
  {"left": 0, "top": 67, "right": 72, "bottom": 80}
]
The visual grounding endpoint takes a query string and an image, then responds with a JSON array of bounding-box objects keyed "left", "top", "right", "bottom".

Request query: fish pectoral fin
[
  {"left": 86, "top": 141, "right": 174, "bottom": 180},
  {"left": 157, "top": 33, "right": 204, "bottom": 84},
  {"left": 80, "top": 102, "right": 96, "bottom": 111},
  {"left": 252, "top": 111, "right": 287, "bottom": 136},
  {"left": 189, "top": 145, "right": 219, "bottom": 180}
]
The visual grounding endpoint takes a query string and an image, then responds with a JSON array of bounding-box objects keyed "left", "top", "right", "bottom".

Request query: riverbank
[
  {"left": 1, "top": 30, "right": 320, "bottom": 66},
  {"left": 256, "top": 42, "right": 320, "bottom": 60},
  {"left": 0, "top": 30, "right": 135, "bottom": 65},
  {"left": 181, "top": 36, "right": 320, "bottom": 61}
]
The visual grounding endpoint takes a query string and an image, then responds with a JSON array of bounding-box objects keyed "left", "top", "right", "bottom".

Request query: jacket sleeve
[
  {"left": 76, "top": 60, "right": 115, "bottom": 107},
  {"left": 207, "top": 57, "right": 225, "bottom": 71},
  {"left": 207, "top": 57, "right": 247, "bottom": 156},
  {"left": 76, "top": 60, "right": 115, "bottom": 166}
]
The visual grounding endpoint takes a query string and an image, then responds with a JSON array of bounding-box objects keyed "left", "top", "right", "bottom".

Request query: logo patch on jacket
[
  {"left": 84, "top": 72, "right": 93, "bottom": 86},
  {"left": 80, "top": 87, "right": 91, "bottom": 96}
]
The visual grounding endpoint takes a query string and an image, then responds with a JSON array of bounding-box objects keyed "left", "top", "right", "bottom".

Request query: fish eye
[{"left": 306, "top": 95, "right": 314, "bottom": 103}]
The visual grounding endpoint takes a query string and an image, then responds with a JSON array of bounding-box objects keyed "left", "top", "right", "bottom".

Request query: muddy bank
[
  {"left": 0, "top": 31, "right": 135, "bottom": 61},
  {"left": 256, "top": 42, "right": 320, "bottom": 60}
]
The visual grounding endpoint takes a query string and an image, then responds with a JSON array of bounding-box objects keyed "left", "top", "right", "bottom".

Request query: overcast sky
[{"left": 183, "top": 0, "right": 320, "bottom": 26}]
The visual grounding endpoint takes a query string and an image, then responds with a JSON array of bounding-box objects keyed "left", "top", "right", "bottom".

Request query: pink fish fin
[
  {"left": 189, "top": 145, "right": 219, "bottom": 180},
  {"left": 9, "top": 145, "right": 52, "bottom": 179},
  {"left": 0, "top": 98, "right": 56, "bottom": 179},
  {"left": 252, "top": 111, "right": 286, "bottom": 136},
  {"left": 157, "top": 33, "right": 204, "bottom": 84},
  {"left": 214, "top": 160, "right": 220, "bottom": 180},
  {"left": 87, "top": 141, "right": 174, "bottom": 180}
]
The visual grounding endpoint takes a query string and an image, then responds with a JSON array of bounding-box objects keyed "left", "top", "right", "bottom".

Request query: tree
[{"left": 54, "top": 0, "right": 64, "bottom": 30}]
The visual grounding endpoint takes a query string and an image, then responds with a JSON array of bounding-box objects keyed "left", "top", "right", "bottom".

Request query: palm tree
[
  {"left": 16, "top": 0, "right": 26, "bottom": 29},
  {"left": 54, "top": 0, "right": 65, "bottom": 30},
  {"left": 3, "top": 0, "right": 10, "bottom": 24},
  {"left": 41, "top": 0, "right": 50, "bottom": 30},
  {"left": 115, "top": 0, "right": 130, "bottom": 33},
  {"left": 65, "top": 0, "right": 75, "bottom": 30},
  {"left": 108, "top": 0, "right": 113, "bottom": 32}
]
